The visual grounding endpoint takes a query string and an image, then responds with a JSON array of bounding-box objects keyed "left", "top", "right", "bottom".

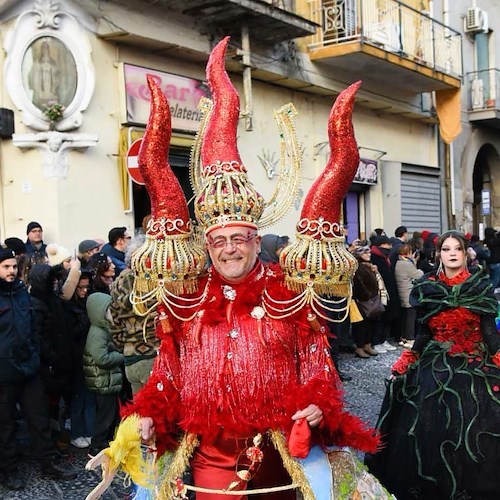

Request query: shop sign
[
  {"left": 123, "top": 64, "right": 210, "bottom": 132},
  {"left": 354, "top": 158, "right": 378, "bottom": 185},
  {"left": 482, "top": 189, "right": 491, "bottom": 216}
]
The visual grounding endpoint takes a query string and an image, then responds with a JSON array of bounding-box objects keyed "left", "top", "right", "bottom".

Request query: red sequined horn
[
  {"left": 195, "top": 37, "right": 265, "bottom": 233},
  {"left": 201, "top": 36, "right": 243, "bottom": 169},
  {"left": 138, "top": 75, "right": 190, "bottom": 233},
  {"left": 300, "top": 81, "right": 361, "bottom": 234}
]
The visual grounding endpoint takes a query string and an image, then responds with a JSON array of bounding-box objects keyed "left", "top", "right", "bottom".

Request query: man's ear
[{"left": 255, "top": 235, "right": 262, "bottom": 254}]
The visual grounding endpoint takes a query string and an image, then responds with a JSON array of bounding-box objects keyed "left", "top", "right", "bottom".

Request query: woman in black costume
[{"left": 366, "top": 230, "right": 500, "bottom": 499}]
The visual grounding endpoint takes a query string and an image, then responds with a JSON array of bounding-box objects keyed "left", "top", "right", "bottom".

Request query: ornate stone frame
[{"left": 4, "top": 0, "right": 95, "bottom": 131}]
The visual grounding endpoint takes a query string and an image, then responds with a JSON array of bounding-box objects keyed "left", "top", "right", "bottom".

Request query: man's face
[
  {"left": 206, "top": 226, "right": 261, "bottom": 283},
  {"left": 0, "top": 258, "right": 18, "bottom": 282},
  {"left": 28, "top": 228, "right": 43, "bottom": 244},
  {"left": 116, "top": 231, "right": 131, "bottom": 251}
]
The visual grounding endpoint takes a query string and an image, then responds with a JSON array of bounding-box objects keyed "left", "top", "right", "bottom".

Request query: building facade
[{"left": 0, "top": 0, "right": 477, "bottom": 250}]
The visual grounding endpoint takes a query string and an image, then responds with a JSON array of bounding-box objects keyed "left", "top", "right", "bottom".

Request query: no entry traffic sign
[{"left": 127, "top": 138, "right": 145, "bottom": 185}]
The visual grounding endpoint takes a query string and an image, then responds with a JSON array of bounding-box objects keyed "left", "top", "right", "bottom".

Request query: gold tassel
[
  {"left": 158, "top": 433, "right": 199, "bottom": 499},
  {"left": 158, "top": 308, "right": 173, "bottom": 335},
  {"left": 269, "top": 431, "right": 315, "bottom": 500},
  {"left": 349, "top": 300, "right": 363, "bottom": 323},
  {"left": 307, "top": 309, "right": 321, "bottom": 332}
]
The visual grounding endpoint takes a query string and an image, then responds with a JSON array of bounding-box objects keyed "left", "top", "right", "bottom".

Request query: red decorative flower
[
  {"left": 429, "top": 308, "right": 482, "bottom": 356},
  {"left": 492, "top": 351, "right": 500, "bottom": 367},
  {"left": 246, "top": 446, "right": 264, "bottom": 463},
  {"left": 392, "top": 350, "right": 419, "bottom": 375},
  {"left": 493, "top": 385, "right": 499, "bottom": 392}
]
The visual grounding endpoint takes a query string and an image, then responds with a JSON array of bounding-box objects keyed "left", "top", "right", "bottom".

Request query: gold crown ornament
[{"left": 190, "top": 37, "right": 302, "bottom": 234}]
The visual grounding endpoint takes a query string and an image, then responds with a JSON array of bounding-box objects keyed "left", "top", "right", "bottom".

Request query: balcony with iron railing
[
  {"left": 164, "top": 0, "right": 318, "bottom": 44},
  {"left": 468, "top": 69, "right": 500, "bottom": 128},
  {"left": 305, "top": 0, "right": 462, "bottom": 93}
]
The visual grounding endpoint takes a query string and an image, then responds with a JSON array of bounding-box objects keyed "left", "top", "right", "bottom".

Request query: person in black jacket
[
  {"left": 370, "top": 236, "right": 400, "bottom": 353},
  {"left": 29, "top": 265, "right": 74, "bottom": 415},
  {"left": 63, "top": 272, "right": 95, "bottom": 449},
  {"left": 484, "top": 227, "right": 500, "bottom": 291},
  {"left": 0, "top": 249, "right": 76, "bottom": 490}
]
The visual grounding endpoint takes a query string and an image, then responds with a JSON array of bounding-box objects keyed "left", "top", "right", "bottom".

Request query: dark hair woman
[
  {"left": 351, "top": 245, "right": 384, "bottom": 358},
  {"left": 366, "top": 230, "right": 500, "bottom": 499},
  {"left": 88, "top": 252, "right": 116, "bottom": 294}
]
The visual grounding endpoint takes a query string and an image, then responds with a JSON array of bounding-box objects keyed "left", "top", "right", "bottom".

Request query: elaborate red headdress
[
  {"left": 193, "top": 37, "right": 265, "bottom": 235},
  {"left": 131, "top": 76, "right": 206, "bottom": 302},
  {"left": 280, "top": 82, "right": 361, "bottom": 297}
]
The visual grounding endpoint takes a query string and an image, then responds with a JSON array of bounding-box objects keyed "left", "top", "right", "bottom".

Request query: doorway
[
  {"left": 472, "top": 143, "right": 500, "bottom": 232},
  {"left": 132, "top": 146, "right": 194, "bottom": 231}
]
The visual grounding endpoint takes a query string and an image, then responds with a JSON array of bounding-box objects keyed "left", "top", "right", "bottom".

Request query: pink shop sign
[{"left": 123, "top": 63, "right": 210, "bottom": 132}]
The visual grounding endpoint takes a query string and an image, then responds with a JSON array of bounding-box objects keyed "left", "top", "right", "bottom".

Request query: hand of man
[
  {"left": 138, "top": 417, "right": 155, "bottom": 444},
  {"left": 292, "top": 404, "right": 323, "bottom": 428}
]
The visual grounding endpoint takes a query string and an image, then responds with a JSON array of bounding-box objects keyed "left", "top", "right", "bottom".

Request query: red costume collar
[{"left": 438, "top": 268, "right": 471, "bottom": 286}]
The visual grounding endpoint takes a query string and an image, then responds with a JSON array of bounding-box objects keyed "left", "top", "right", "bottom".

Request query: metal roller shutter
[{"left": 401, "top": 168, "right": 441, "bottom": 233}]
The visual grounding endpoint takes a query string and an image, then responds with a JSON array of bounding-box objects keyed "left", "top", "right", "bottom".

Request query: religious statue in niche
[{"left": 22, "top": 36, "right": 77, "bottom": 112}]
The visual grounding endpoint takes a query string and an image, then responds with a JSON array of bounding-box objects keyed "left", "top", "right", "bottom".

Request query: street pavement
[{"left": 0, "top": 346, "right": 401, "bottom": 499}]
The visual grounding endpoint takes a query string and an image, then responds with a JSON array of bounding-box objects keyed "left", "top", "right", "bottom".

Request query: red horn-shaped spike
[
  {"left": 201, "top": 36, "right": 243, "bottom": 169},
  {"left": 138, "top": 75, "right": 190, "bottom": 231},
  {"left": 300, "top": 81, "right": 361, "bottom": 232}
]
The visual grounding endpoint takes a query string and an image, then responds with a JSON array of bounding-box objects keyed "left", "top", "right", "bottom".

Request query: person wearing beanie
[
  {"left": 46, "top": 244, "right": 72, "bottom": 268},
  {"left": 25, "top": 221, "right": 47, "bottom": 260},
  {"left": 77, "top": 240, "right": 100, "bottom": 272},
  {"left": 46, "top": 244, "right": 82, "bottom": 301},
  {"left": 4, "top": 237, "right": 26, "bottom": 257},
  {"left": 369, "top": 228, "right": 386, "bottom": 244},
  {"left": 0, "top": 248, "right": 77, "bottom": 489},
  {"left": 4, "top": 238, "right": 28, "bottom": 280}
]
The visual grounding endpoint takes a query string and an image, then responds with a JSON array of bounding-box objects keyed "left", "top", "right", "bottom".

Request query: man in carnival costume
[{"left": 86, "top": 38, "right": 385, "bottom": 500}]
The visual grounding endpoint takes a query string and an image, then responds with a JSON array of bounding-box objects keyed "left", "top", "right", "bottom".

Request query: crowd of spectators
[{"left": 1, "top": 219, "right": 498, "bottom": 490}]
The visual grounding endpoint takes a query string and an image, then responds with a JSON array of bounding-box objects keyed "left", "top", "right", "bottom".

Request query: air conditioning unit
[{"left": 465, "top": 7, "right": 488, "bottom": 33}]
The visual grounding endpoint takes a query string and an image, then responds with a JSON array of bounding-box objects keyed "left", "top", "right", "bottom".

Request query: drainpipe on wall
[
  {"left": 442, "top": 0, "right": 457, "bottom": 229},
  {"left": 240, "top": 24, "right": 253, "bottom": 132},
  {"left": 444, "top": 141, "right": 457, "bottom": 229}
]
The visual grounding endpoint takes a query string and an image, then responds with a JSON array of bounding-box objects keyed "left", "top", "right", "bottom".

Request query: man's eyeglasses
[
  {"left": 77, "top": 285, "right": 90, "bottom": 290},
  {"left": 207, "top": 234, "right": 257, "bottom": 250}
]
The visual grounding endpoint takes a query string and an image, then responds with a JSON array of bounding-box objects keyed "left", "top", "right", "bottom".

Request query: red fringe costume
[
  {"left": 115, "top": 37, "right": 381, "bottom": 498},
  {"left": 122, "top": 262, "right": 379, "bottom": 493}
]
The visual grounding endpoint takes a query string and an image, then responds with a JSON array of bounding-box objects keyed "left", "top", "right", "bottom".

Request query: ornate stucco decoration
[
  {"left": 4, "top": 0, "right": 98, "bottom": 177},
  {"left": 13, "top": 131, "right": 98, "bottom": 178}
]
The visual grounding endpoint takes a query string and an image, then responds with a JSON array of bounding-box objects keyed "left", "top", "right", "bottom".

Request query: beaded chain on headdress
[{"left": 264, "top": 81, "right": 362, "bottom": 322}]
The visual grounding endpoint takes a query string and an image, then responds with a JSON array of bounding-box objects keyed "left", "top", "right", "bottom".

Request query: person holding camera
[{"left": 394, "top": 244, "right": 424, "bottom": 348}]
